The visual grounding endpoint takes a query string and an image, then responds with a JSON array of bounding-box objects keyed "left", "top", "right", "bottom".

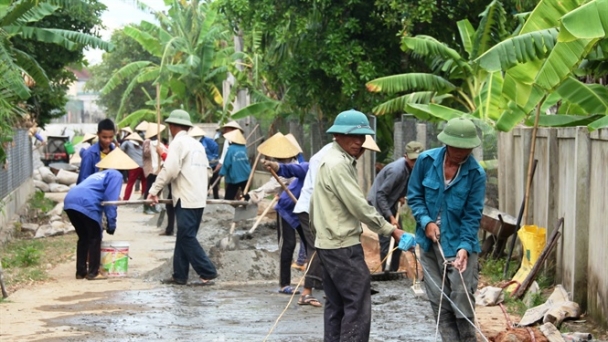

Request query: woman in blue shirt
[
  {"left": 64, "top": 148, "right": 138, "bottom": 280},
  {"left": 219, "top": 129, "right": 251, "bottom": 200}
]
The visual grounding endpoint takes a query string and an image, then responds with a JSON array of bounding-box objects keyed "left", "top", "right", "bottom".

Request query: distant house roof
[{"left": 68, "top": 68, "right": 91, "bottom": 81}]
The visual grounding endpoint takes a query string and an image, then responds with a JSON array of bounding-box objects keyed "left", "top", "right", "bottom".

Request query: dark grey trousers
[
  {"left": 420, "top": 243, "right": 479, "bottom": 342},
  {"left": 297, "top": 212, "right": 323, "bottom": 289},
  {"left": 318, "top": 245, "right": 371, "bottom": 342}
]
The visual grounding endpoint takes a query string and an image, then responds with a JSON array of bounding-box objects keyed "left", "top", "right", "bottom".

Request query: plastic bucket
[
  {"left": 100, "top": 241, "right": 130, "bottom": 277},
  {"left": 63, "top": 141, "right": 75, "bottom": 155}
]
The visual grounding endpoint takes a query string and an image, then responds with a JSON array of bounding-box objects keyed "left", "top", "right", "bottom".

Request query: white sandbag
[
  {"left": 33, "top": 169, "right": 42, "bottom": 181},
  {"left": 47, "top": 202, "right": 64, "bottom": 217},
  {"left": 48, "top": 183, "right": 70, "bottom": 193},
  {"left": 56, "top": 169, "right": 78, "bottom": 185},
  {"left": 38, "top": 166, "right": 56, "bottom": 183},
  {"left": 34, "top": 180, "right": 50, "bottom": 192}
]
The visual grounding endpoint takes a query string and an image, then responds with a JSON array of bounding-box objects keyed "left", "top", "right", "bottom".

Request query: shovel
[{"left": 242, "top": 196, "right": 278, "bottom": 240}]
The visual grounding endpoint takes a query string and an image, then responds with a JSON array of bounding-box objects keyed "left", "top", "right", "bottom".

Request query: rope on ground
[
  {"left": 413, "top": 248, "right": 490, "bottom": 342},
  {"left": 263, "top": 252, "right": 316, "bottom": 342}
]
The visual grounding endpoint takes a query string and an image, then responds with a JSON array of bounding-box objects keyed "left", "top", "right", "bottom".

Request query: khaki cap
[
  {"left": 362, "top": 135, "right": 381, "bottom": 152},
  {"left": 405, "top": 141, "right": 424, "bottom": 159},
  {"left": 135, "top": 121, "right": 149, "bottom": 131},
  {"left": 188, "top": 126, "right": 206, "bottom": 138},
  {"left": 82, "top": 133, "right": 96, "bottom": 144},
  {"left": 95, "top": 148, "right": 139, "bottom": 170},
  {"left": 257, "top": 132, "right": 300, "bottom": 159},
  {"left": 285, "top": 134, "right": 303, "bottom": 153},
  {"left": 220, "top": 120, "right": 243, "bottom": 132},
  {"left": 224, "top": 129, "right": 246, "bottom": 145},
  {"left": 145, "top": 123, "right": 166, "bottom": 139},
  {"left": 125, "top": 132, "right": 143, "bottom": 143}
]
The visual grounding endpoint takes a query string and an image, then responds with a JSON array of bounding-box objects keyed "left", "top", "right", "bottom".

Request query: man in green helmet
[
  {"left": 148, "top": 109, "right": 218, "bottom": 285},
  {"left": 311, "top": 109, "right": 404, "bottom": 342},
  {"left": 407, "top": 117, "right": 486, "bottom": 342}
]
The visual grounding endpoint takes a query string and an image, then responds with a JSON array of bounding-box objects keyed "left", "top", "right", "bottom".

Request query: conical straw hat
[
  {"left": 125, "top": 132, "right": 143, "bottom": 143},
  {"left": 285, "top": 133, "right": 303, "bottom": 153},
  {"left": 220, "top": 120, "right": 243, "bottom": 132},
  {"left": 188, "top": 126, "right": 206, "bottom": 138},
  {"left": 120, "top": 127, "right": 133, "bottom": 134},
  {"left": 135, "top": 121, "right": 149, "bottom": 131},
  {"left": 144, "top": 123, "right": 166, "bottom": 139},
  {"left": 362, "top": 135, "right": 381, "bottom": 152},
  {"left": 223, "top": 129, "right": 246, "bottom": 145},
  {"left": 81, "top": 133, "right": 96, "bottom": 143},
  {"left": 257, "top": 132, "right": 300, "bottom": 159},
  {"left": 95, "top": 148, "right": 139, "bottom": 170}
]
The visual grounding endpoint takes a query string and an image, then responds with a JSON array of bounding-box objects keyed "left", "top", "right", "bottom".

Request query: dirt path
[{"left": 1, "top": 193, "right": 513, "bottom": 341}]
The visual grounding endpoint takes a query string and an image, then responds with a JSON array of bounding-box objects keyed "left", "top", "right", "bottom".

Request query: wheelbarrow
[{"left": 479, "top": 206, "right": 518, "bottom": 259}]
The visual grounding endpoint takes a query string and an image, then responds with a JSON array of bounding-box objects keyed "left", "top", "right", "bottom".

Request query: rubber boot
[
  {"left": 456, "top": 318, "right": 477, "bottom": 342},
  {"left": 438, "top": 321, "right": 460, "bottom": 342}
]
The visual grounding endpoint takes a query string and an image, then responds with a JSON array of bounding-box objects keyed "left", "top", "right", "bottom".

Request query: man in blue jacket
[
  {"left": 407, "top": 117, "right": 486, "bottom": 342},
  {"left": 77, "top": 119, "right": 116, "bottom": 184},
  {"left": 64, "top": 148, "right": 139, "bottom": 280}
]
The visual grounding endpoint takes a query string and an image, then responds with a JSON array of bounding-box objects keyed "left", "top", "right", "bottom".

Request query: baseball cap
[{"left": 405, "top": 141, "right": 424, "bottom": 159}]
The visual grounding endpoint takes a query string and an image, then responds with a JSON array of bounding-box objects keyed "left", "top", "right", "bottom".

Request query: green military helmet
[
  {"left": 326, "top": 109, "right": 375, "bottom": 135},
  {"left": 165, "top": 109, "right": 193, "bottom": 127},
  {"left": 437, "top": 117, "right": 481, "bottom": 149}
]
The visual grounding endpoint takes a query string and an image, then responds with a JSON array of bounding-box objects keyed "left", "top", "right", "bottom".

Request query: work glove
[
  {"left": 106, "top": 226, "right": 116, "bottom": 235},
  {"left": 262, "top": 159, "right": 279, "bottom": 172},
  {"left": 101, "top": 213, "right": 108, "bottom": 231},
  {"left": 398, "top": 233, "right": 416, "bottom": 251}
]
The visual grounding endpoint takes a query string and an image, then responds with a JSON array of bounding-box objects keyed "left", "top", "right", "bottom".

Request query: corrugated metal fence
[
  {"left": 0, "top": 129, "right": 33, "bottom": 199},
  {"left": 498, "top": 127, "right": 608, "bottom": 328}
]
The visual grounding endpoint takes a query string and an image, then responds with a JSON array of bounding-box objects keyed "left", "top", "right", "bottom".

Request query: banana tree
[
  {"left": 0, "top": 0, "right": 112, "bottom": 163},
  {"left": 476, "top": 0, "right": 608, "bottom": 130},
  {"left": 101, "top": 0, "right": 232, "bottom": 125},
  {"left": 365, "top": 0, "right": 510, "bottom": 135}
]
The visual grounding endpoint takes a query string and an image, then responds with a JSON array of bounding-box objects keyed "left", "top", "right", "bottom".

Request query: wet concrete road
[{"left": 38, "top": 280, "right": 436, "bottom": 342}]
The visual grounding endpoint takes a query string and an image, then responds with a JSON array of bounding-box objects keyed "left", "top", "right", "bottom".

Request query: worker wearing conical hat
[
  {"left": 248, "top": 133, "right": 311, "bottom": 298},
  {"left": 120, "top": 133, "right": 146, "bottom": 201},
  {"left": 142, "top": 123, "right": 167, "bottom": 214},
  {"left": 219, "top": 129, "right": 251, "bottom": 200},
  {"left": 64, "top": 148, "right": 138, "bottom": 281},
  {"left": 213, "top": 120, "right": 244, "bottom": 175}
]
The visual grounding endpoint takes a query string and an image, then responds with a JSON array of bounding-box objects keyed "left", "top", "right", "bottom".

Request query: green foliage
[
  {"left": 86, "top": 26, "right": 160, "bottom": 121},
  {"left": 1, "top": 242, "right": 42, "bottom": 268},
  {"left": 100, "top": 0, "right": 231, "bottom": 124},
  {"left": 476, "top": 0, "right": 608, "bottom": 131},
  {"left": 28, "top": 190, "right": 55, "bottom": 213},
  {"left": 9, "top": 0, "right": 108, "bottom": 126}
]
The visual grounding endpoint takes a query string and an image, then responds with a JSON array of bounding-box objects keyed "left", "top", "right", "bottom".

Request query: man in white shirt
[{"left": 148, "top": 110, "right": 217, "bottom": 285}]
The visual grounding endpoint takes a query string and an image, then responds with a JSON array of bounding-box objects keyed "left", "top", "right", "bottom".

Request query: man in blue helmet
[
  {"left": 407, "top": 117, "right": 486, "bottom": 342},
  {"left": 311, "top": 109, "right": 405, "bottom": 342}
]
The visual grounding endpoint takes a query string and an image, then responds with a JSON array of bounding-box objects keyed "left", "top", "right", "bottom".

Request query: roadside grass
[
  {"left": 399, "top": 206, "right": 416, "bottom": 234},
  {"left": 0, "top": 190, "right": 76, "bottom": 297},
  {"left": 0, "top": 234, "right": 77, "bottom": 295},
  {"left": 479, "top": 257, "right": 550, "bottom": 316}
]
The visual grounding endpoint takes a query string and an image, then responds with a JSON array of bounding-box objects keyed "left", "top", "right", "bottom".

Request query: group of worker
[{"left": 63, "top": 107, "right": 485, "bottom": 342}]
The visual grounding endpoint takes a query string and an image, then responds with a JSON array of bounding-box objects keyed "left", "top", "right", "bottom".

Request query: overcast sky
[{"left": 84, "top": 0, "right": 168, "bottom": 65}]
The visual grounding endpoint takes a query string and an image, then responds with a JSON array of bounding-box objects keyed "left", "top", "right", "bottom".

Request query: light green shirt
[{"left": 311, "top": 142, "right": 395, "bottom": 249}]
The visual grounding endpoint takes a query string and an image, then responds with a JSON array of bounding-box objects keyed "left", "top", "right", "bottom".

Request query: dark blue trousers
[{"left": 172, "top": 201, "right": 217, "bottom": 282}]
